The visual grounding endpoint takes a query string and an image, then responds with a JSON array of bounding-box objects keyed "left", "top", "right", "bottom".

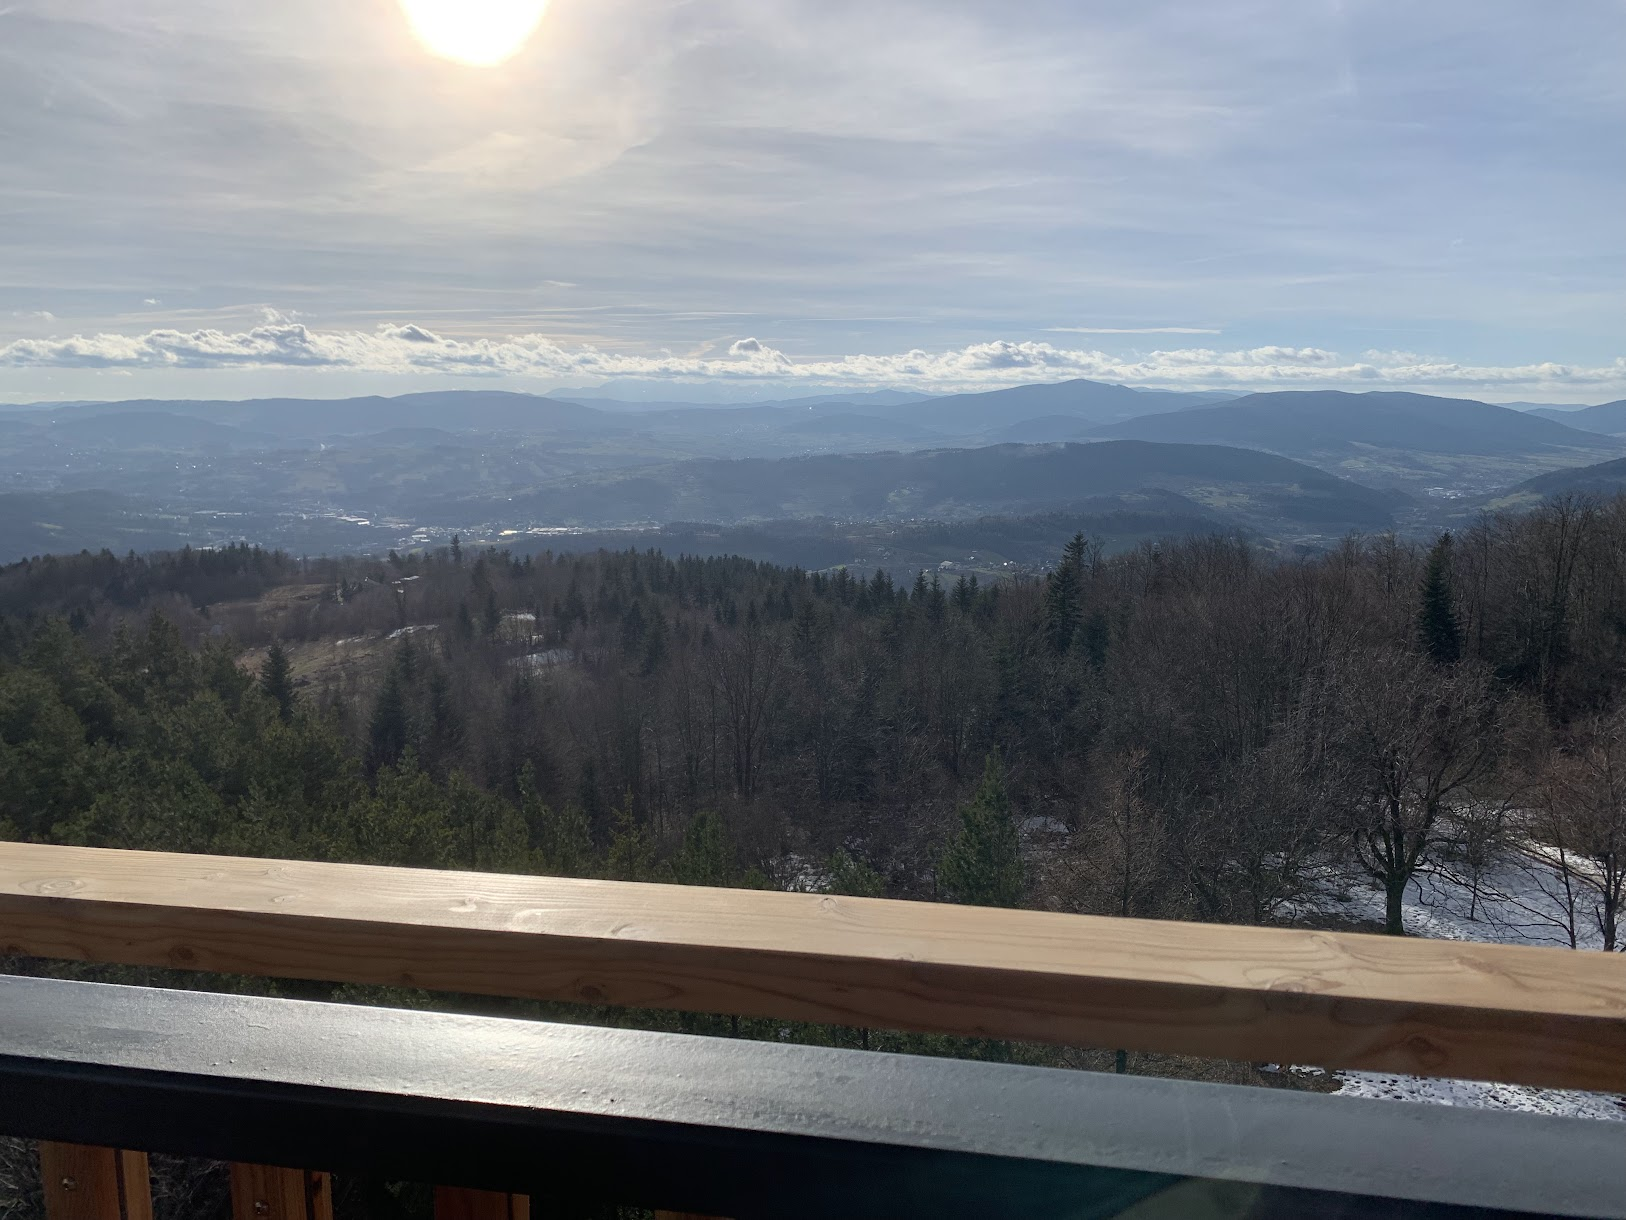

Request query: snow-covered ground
[
  {"left": 1308, "top": 860, "right": 1624, "bottom": 1120},
  {"left": 1335, "top": 1070, "right": 1625, "bottom": 1120}
]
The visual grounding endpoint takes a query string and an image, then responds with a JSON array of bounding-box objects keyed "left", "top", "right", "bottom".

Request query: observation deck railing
[{"left": 1, "top": 842, "right": 1623, "bottom": 1219}]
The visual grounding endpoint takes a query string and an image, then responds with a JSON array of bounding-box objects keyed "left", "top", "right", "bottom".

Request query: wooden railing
[{"left": 2, "top": 841, "right": 1625, "bottom": 1217}]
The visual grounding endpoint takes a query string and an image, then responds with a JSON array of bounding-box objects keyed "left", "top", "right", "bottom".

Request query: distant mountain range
[
  {"left": 1090, "top": 390, "right": 1615, "bottom": 457},
  {"left": 2, "top": 379, "right": 1235, "bottom": 446},
  {"left": 1527, "top": 400, "right": 1626, "bottom": 435},
  {"left": 1080, "top": 390, "right": 1624, "bottom": 495},
  {"left": 7, "top": 379, "right": 1626, "bottom": 562}
]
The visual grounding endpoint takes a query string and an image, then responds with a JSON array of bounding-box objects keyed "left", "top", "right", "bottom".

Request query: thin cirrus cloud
[{"left": 2, "top": 323, "right": 1623, "bottom": 396}]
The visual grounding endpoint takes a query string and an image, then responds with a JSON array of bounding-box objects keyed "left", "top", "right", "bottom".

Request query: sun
[{"left": 398, "top": 0, "right": 550, "bottom": 67}]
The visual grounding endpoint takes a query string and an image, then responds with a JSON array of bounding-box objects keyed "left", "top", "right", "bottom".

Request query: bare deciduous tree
[
  {"left": 1535, "top": 709, "right": 1626, "bottom": 951},
  {"left": 1330, "top": 649, "right": 1502, "bottom": 935}
]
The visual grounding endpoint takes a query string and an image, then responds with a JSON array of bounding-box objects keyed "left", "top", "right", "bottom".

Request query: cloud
[
  {"left": 1046, "top": 327, "right": 1221, "bottom": 335},
  {"left": 2, "top": 323, "right": 1623, "bottom": 396}
]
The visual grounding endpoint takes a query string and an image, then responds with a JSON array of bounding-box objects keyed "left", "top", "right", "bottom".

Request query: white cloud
[
  {"left": 1047, "top": 327, "right": 1221, "bottom": 335},
  {"left": 3, "top": 323, "right": 1623, "bottom": 396}
]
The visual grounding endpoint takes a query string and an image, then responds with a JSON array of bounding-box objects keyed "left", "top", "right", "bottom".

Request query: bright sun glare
[{"left": 398, "top": 0, "right": 550, "bottom": 67}]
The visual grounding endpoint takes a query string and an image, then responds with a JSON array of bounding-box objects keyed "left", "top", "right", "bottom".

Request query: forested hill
[
  {"left": 4, "top": 493, "right": 1626, "bottom": 951},
  {"left": 1091, "top": 390, "right": 1618, "bottom": 457},
  {"left": 1479, "top": 454, "right": 1626, "bottom": 511},
  {"left": 1528, "top": 400, "right": 1626, "bottom": 435},
  {"left": 453, "top": 440, "right": 1402, "bottom": 534}
]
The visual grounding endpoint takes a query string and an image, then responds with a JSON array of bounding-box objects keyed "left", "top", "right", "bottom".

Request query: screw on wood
[{"left": 60, "top": 1177, "right": 77, "bottom": 1191}]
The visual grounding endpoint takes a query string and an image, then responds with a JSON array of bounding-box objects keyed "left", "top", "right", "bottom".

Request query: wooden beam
[
  {"left": 2, "top": 842, "right": 1624, "bottom": 1091},
  {"left": 434, "top": 1187, "right": 530, "bottom": 1219},
  {"left": 38, "top": 1144, "right": 152, "bottom": 1220},
  {"left": 228, "top": 1163, "right": 333, "bottom": 1220}
]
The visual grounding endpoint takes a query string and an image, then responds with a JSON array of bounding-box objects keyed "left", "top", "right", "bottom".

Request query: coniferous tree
[
  {"left": 641, "top": 611, "right": 669, "bottom": 675},
  {"left": 518, "top": 763, "right": 594, "bottom": 875},
  {"left": 366, "top": 667, "right": 409, "bottom": 773},
  {"left": 606, "top": 794, "right": 656, "bottom": 881},
  {"left": 259, "top": 641, "right": 296, "bottom": 723},
  {"left": 1418, "top": 532, "right": 1463, "bottom": 666},
  {"left": 1044, "top": 534, "right": 1086, "bottom": 653},
  {"left": 675, "top": 809, "right": 736, "bottom": 886},
  {"left": 939, "top": 752, "right": 1024, "bottom": 907},
  {"left": 827, "top": 848, "right": 886, "bottom": 897}
]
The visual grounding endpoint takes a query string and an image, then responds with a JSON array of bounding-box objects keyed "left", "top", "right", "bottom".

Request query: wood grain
[
  {"left": 38, "top": 1144, "right": 152, "bottom": 1220},
  {"left": 2, "top": 842, "right": 1624, "bottom": 1091},
  {"left": 228, "top": 1164, "right": 333, "bottom": 1220},
  {"left": 433, "top": 1187, "right": 529, "bottom": 1219}
]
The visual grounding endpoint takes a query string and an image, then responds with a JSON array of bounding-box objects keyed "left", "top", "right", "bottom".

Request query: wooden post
[
  {"left": 434, "top": 1187, "right": 530, "bottom": 1219},
  {"left": 38, "top": 1144, "right": 152, "bottom": 1220},
  {"left": 228, "top": 1163, "right": 333, "bottom": 1220}
]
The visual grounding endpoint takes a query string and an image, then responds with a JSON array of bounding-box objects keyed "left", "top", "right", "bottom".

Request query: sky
[{"left": 1, "top": 0, "right": 1623, "bottom": 404}]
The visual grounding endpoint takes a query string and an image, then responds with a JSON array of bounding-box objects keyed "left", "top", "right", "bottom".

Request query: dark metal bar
[{"left": 0, "top": 975, "right": 1618, "bottom": 1219}]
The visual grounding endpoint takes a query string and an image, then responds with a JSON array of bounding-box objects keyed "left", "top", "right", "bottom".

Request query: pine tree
[
  {"left": 259, "top": 641, "right": 296, "bottom": 723},
  {"left": 1418, "top": 532, "right": 1463, "bottom": 666},
  {"left": 939, "top": 752, "right": 1024, "bottom": 907}
]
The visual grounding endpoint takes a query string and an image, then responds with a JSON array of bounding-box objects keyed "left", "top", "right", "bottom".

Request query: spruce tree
[
  {"left": 1044, "top": 533, "right": 1087, "bottom": 653},
  {"left": 366, "top": 667, "right": 409, "bottom": 772},
  {"left": 939, "top": 752, "right": 1024, "bottom": 907},
  {"left": 258, "top": 641, "right": 296, "bottom": 723},
  {"left": 1418, "top": 532, "right": 1463, "bottom": 666}
]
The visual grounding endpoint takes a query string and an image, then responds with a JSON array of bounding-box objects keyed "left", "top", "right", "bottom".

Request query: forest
[
  {"left": 2, "top": 494, "right": 1625, "bottom": 955},
  {"left": 5, "top": 495, "right": 1626, "bottom": 1216}
]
